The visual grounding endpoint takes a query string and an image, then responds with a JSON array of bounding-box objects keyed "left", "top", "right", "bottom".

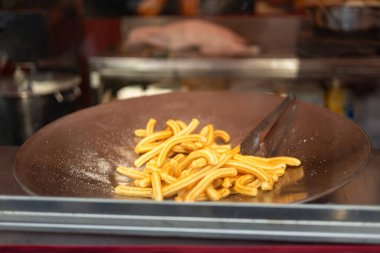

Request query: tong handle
[{"left": 240, "top": 94, "right": 296, "bottom": 156}]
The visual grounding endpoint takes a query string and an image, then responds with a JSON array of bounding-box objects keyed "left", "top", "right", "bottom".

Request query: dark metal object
[
  {"left": 307, "top": 4, "right": 380, "bottom": 33},
  {"left": 240, "top": 94, "right": 296, "bottom": 156},
  {"left": 0, "top": 72, "right": 81, "bottom": 145},
  {"left": 296, "top": 28, "right": 380, "bottom": 58},
  {"left": 13, "top": 91, "right": 371, "bottom": 203}
]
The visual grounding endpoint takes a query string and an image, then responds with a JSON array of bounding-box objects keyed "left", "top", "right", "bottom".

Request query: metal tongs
[{"left": 240, "top": 94, "right": 296, "bottom": 157}]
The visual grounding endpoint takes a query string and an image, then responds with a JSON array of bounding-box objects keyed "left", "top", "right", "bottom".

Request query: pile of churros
[{"left": 115, "top": 118, "right": 301, "bottom": 202}]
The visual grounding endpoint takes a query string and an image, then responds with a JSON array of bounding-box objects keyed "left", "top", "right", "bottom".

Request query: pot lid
[{"left": 0, "top": 71, "right": 81, "bottom": 97}]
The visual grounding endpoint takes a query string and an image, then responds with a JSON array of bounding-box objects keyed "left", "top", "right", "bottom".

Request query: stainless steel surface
[
  {"left": 91, "top": 57, "right": 300, "bottom": 80},
  {"left": 90, "top": 57, "right": 380, "bottom": 80},
  {"left": 3, "top": 196, "right": 380, "bottom": 244},
  {"left": 241, "top": 95, "right": 296, "bottom": 156}
]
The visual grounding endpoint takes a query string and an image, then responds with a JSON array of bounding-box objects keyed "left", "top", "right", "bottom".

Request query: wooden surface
[{"left": 1, "top": 145, "right": 379, "bottom": 204}]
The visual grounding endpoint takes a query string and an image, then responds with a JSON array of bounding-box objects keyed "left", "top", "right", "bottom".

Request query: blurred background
[{"left": 0, "top": 0, "right": 379, "bottom": 148}]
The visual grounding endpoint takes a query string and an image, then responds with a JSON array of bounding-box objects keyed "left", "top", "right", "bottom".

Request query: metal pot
[
  {"left": 307, "top": 3, "right": 380, "bottom": 33},
  {"left": 0, "top": 69, "right": 81, "bottom": 145}
]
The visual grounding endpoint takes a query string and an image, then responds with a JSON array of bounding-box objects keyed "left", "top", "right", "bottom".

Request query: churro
[{"left": 115, "top": 118, "right": 301, "bottom": 202}]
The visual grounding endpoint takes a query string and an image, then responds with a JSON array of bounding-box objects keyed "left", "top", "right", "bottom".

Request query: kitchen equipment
[
  {"left": 13, "top": 91, "right": 371, "bottom": 203},
  {"left": 0, "top": 69, "right": 81, "bottom": 145},
  {"left": 307, "top": 1, "right": 380, "bottom": 34},
  {"left": 298, "top": 6, "right": 380, "bottom": 56},
  {"left": 240, "top": 94, "right": 296, "bottom": 156}
]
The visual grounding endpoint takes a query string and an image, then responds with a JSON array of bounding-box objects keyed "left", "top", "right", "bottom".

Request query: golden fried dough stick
[
  {"left": 115, "top": 186, "right": 152, "bottom": 197},
  {"left": 178, "top": 149, "right": 218, "bottom": 171},
  {"left": 180, "top": 142, "right": 203, "bottom": 151},
  {"left": 178, "top": 119, "right": 200, "bottom": 136},
  {"left": 145, "top": 163, "right": 174, "bottom": 185},
  {"left": 247, "top": 179, "right": 261, "bottom": 188},
  {"left": 199, "top": 126, "right": 209, "bottom": 136},
  {"left": 116, "top": 166, "right": 149, "bottom": 179},
  {"left": 156, "top": 134, "right": 206, "bottom": 167},
  {"left": 184, "top": 167, "right": 237, "bottom": 202},
  {"left": 161, "top": 160, "right": 172, "bottom": 173},
  {"left": 234, "top": 174, "right": 258, "bottom": 197},
  {"left": 151, "top": 171, "right": 163, "bottom": 201},
  {"left": 133, "top": 178, "right": 151, "bottom": 188},
  {"left": 196, "top": 194, "right": 208, "bottom": 201},
  {"left": 180, "top": 167, "right": 202, "bottom": 179},
  {"left": 231, "top": 145, "right": 241, "bottom": 155},
  {"left": 214, "top": 148, "right": 232, "bottom": 153},
  {"left": 267, "top": 157, "right": 301, "bottom": 167},
  {"left": 225, "top": 160, "right": 270, "bottom": 182},
  {"left": 116, "top": 118, "right": 301, "bottom": 202},
  {"left": 135, "top": 142, "right": 161, "bottom": 153},
  {"left": 134, "top": 119, "right": 200, "bottom": 167},
  {"left": 190, "top": 158, "right": 208, "bottom": 170},
  {"left": 205, "top": 124, "right": 214, "bottom": 146},
  {"left": 214, "top": 130, "right": 230, "bottom": 143},
  {"left": 171, "top": 145, "right": 189, "bottom": 153},
  {"left": 163, "top": 152, "right": 232, "bottom": 197},
  {"left": 166, "top": 119, "right": 181, "bottom": 135},
  {"left": 160, "top": 171, "right": 177, "bottom": 184},
  {"left": 211, "top": 144, "right": 231, "bottom": 149},
  {"left": 234, "top": 154, "right": 286, "bottom": 170},
  {"left": 222, "top": 177, "right": 232, "bottom": 189},
  {"left": 243, "top": 155, "right": 301, "bottom": 167},
  {"left": 135, "top": 129, "right": 172, "bottom": 152},
  {"left": 135, "top": 136, "right": 186, "bottom": 167},
  {"left": 218, "top": 188, "right": 231, "bottom": 199},
  {"left": 169, "top": 159, "right": 181, "bottom": 177},
  {"left": 260, "top": 181, "right": 273, "bottom": 191},
  {"left": 265, "top": 170, "right": 279, "bottom": 182},
  {"left": 163, "top": 165, "right": 212, "bottom": 197},
  {"left": 173, "top": 153, "right": 186, "bottom": 163},
  {"left": 205, "top": 185, "right": 221, "bottom": 201},
  {"left": 212, "top": 178, "right": 223, "bottom": 188},
  {"left": 236, "top": 174, "right": 255, "bottom": 185},
  {"left": 134, "top": 129, "right": 147, "bottom": 137},
  {"left": 146, "top": 119, "right": 157, "bottom": 136},
  {"left": 234, "top": 185, "right": 258, "bottom": 197}
]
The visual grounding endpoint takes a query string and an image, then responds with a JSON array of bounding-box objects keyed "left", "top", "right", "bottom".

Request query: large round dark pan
[{"left": 13, "top": 91, "right": 371, "bottom": 203}]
